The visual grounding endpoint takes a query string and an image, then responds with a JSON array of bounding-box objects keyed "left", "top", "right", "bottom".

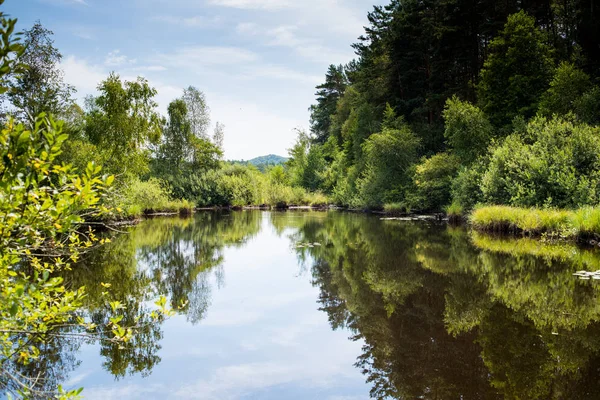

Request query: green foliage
[
  {"left": 443, "top": 97, "right": 493, "bottom": 164},
  {"left": 159, "top": 99, "right": 191, "bottom": 170},
  {"left": 0, "top": 115, "right": 114, "bottom": 398},
  {"left": 412, "top": 152, "right": 460, "bottom": 211},
  {"left": 84, "top": 73, "right": 162, "bottom": 177},
  {"left": 286, "top": 130, "right": 327, "bottom": 191},
  {"left": 469, "top": 204, "right": 600, "bottom": 240},
  {"left": 480, "top": 116, "right": 600, "bottom": 208},
  {"left": 7, "top": 21, "right": 75, "bottom": 125},
  {"left": 117, "top": 177, "right": 192, "bottom": 216},
  {"left": 477, "top": 11, "right": 554, "bottom": 128},
  {"left": 357, "top": 123, "right": 420, "bottom": 208},
  {"left": 309, "top": 64, "right": 348, "bottom": 144},
  {"left": 538, "top": 62, "right": 592, "bottom": 118},
  {"left": 574, "top": 87, "right": 600, "bottom": 125},
  {"left": 450, "top": 163, "right": 486, "bottom": 212}
]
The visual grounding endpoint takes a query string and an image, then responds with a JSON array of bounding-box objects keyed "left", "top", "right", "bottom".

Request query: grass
[
  {"left": 445, "top": 201, "right": 464, "bottom": 223},
  {"left": 469, "top": 205, "right": 600, "bottom": 240},
  {"left": 263, "top": 183, "right": 330, "bottom": 208},
  {"left": 383, "top": 202, "right": 409, "bottom": 215}
]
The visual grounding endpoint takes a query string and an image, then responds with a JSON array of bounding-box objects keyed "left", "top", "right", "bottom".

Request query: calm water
[{"left": 14, "top": 211, "right": 600, "bottom": 399}]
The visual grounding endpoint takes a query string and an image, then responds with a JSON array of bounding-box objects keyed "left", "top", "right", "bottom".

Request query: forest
[
  {"left": 295, "top": 0, "right": 600, "bottom": 223},
  {"left": 2, "top": 0, "right": 599, "bottom": 222}
]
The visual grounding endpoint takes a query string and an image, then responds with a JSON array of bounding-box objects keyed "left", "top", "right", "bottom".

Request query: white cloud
[
  {"left": 237, "top": 23, "right": 352, "bottom": 64},
  {"left": 152, "top": 15, "right": 223, "bottom": 28},
  {"left": 61, "top": 56, "right": 106, "bottom": 96},
  {"left": 235, "top": 22, "right": 260, "bottom": 35},
  {"left": 155, "top": 46, "right": 259, "bottom": 69},
  {"left": 104, "top": 50, "right": 136, "bottom": 67},
  {"left": 84, "top": 383, "right": 165, "bottom": 400},
  {"left": 130, "top": 65, "right": 168, "bottom": 72},
  {"left": 174, "top": 359, "right": 353, "bottom": 400},
  {"left": 208, "top": 0, "right": 292, "bottom": 10},
  {"left": 41, "top": 0, "right": 89, "bottom": 5}
]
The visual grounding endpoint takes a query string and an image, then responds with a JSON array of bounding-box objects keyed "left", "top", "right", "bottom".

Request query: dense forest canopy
[{"left": 295, "top": 0, "right": 600, "bottom": 211}]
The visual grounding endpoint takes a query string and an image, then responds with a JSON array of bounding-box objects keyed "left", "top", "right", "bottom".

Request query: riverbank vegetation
[
  {"left": 287, "top": 1, "right": 600, "bottom": 224},
  {"left": 0, "top": 17, "right": 328, "bottom": 220}
]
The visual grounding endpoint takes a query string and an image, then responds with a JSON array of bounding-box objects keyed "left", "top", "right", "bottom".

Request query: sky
[{"left": 4, "top": 0, "right": 385, "bottom": 160}]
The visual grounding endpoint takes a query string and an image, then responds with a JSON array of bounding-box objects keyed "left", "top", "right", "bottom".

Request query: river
[{"left": 16, "top": 211, "right": 600, "bottom": 399}]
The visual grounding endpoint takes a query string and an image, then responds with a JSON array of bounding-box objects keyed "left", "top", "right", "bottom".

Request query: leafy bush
[
  {"left": 357, "top": 124, "right": 420, "bottom": 208},
  {"left": 412, "top": 152, "right": 460, "bottom": 211},
  {"left": 443, "top": 97, "right": 493, "bottom": 164},
  {"left": 118, "top": 178, "right": 192, "bottom": 216},
  {"left": 480, "top": 116, "right": 600, "bottom": 208},
  {"left": 450, "top": 163, "right": 486, "bottom": 212},
  {"left": 538, "top": 62, "right": 592, "bottom": 118}
]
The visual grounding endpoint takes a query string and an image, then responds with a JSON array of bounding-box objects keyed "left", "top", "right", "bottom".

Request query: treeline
[
  {"left": 291, "top": 0, "right": 600, "bottom": 214},
  {"left": 1, "top": 21, "right": 326, "bottom": 217}
]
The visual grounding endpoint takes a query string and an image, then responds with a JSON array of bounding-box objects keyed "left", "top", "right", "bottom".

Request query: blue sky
[{"left": 5, "top": 0, "right": 385, "bottom": 160}]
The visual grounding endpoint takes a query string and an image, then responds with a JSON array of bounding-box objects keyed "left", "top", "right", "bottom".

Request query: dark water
[{"left": 15, "top": 211, "right": 600, "bottom": 399}]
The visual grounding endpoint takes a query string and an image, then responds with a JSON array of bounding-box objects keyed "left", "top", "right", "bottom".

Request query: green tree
[
  {"left": 477, "top": 11, "right": 554, "bottom": 128},
  {"left": 85, "top": 73, "right": 162, "bottom": 177},
  {"left": 412, "top": 152, "right": 460, "bottom": 211},
  {"left": 538, "top": 62, "right": 592, "bottom": 118},
  {"left": 358, "top": 121, "right": 420, "bottom": 207},
  {"left": 160, "top": 99, "right": 192, "bottom": 170},
  {"left": 182, "top": 86, "right": 210, "bottom": 140},
  {"left": 7, "top": 21, "right": 75, "bottom": 125},
  {"left": 309, "top": 64, "right": 348, "bottom": 144},
  {"left": 443, "top": 96, "right": 493, "bottom": 165}
]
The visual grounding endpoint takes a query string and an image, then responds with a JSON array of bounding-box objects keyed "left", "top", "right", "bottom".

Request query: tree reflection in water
[
  {"left": 291, "top": 212, "right": 600, "bottom": 399},
  {"left": 6, "top": 210, "right": 600, "bottom": 399}
]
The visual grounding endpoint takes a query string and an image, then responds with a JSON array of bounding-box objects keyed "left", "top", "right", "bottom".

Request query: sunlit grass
[
  {"left": 383, "top": 202, "right": 408, "bottom": 215},
  {"left": 470, "top": 205, "right": 600, "bottom": 239}
]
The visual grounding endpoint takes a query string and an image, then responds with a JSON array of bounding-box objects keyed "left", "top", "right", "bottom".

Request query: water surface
[{"left": 13, "top": 211, "right": 600, "bottom": 399}]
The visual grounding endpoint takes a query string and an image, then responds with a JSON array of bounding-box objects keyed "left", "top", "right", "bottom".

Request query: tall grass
[
  {"left": 383, "top": 202, "right": 409, "bottom": 215},
  {"left": 470, "top": 205, "right": 600, "bottom": 240}
]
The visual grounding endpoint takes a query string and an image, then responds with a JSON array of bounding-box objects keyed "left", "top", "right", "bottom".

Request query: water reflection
[
  {"left": 290, "top": 215, "right": 600, "bottom": 399},
  {"left": 5, "top": 211, "right": 600, "bottom": 399}
]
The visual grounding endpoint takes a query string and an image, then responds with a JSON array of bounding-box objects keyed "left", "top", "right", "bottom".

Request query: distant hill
[
  {"left": 227, "top": 154, "right": 288, "bottom": 172},
  {"left": 247, "top": 154, "right": 288, "bottom": 166}
]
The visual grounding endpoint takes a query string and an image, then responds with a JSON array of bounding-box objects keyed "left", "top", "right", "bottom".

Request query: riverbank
[{"left": 470, "top": 205, "right": 600, "bottom": 243}]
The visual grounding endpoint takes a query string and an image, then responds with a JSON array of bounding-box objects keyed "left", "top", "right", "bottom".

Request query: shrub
[
  {"left": 450, "top": 163, "right": 486, "bottom": 212},
  {"left": 118, "top": 178, "right": 191, "bottom": 216},
  {"left": 412, "top": 152, "right": 460, "bottom": 211},
  {"left": 443, "top": 97, "right": 493, "bottom": 164},
  {"left": 480, "top": 117, "right": 600, "bottom": 208},
  {"left": 358, "top": 124, "right": 420, "bottom": 208}
]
